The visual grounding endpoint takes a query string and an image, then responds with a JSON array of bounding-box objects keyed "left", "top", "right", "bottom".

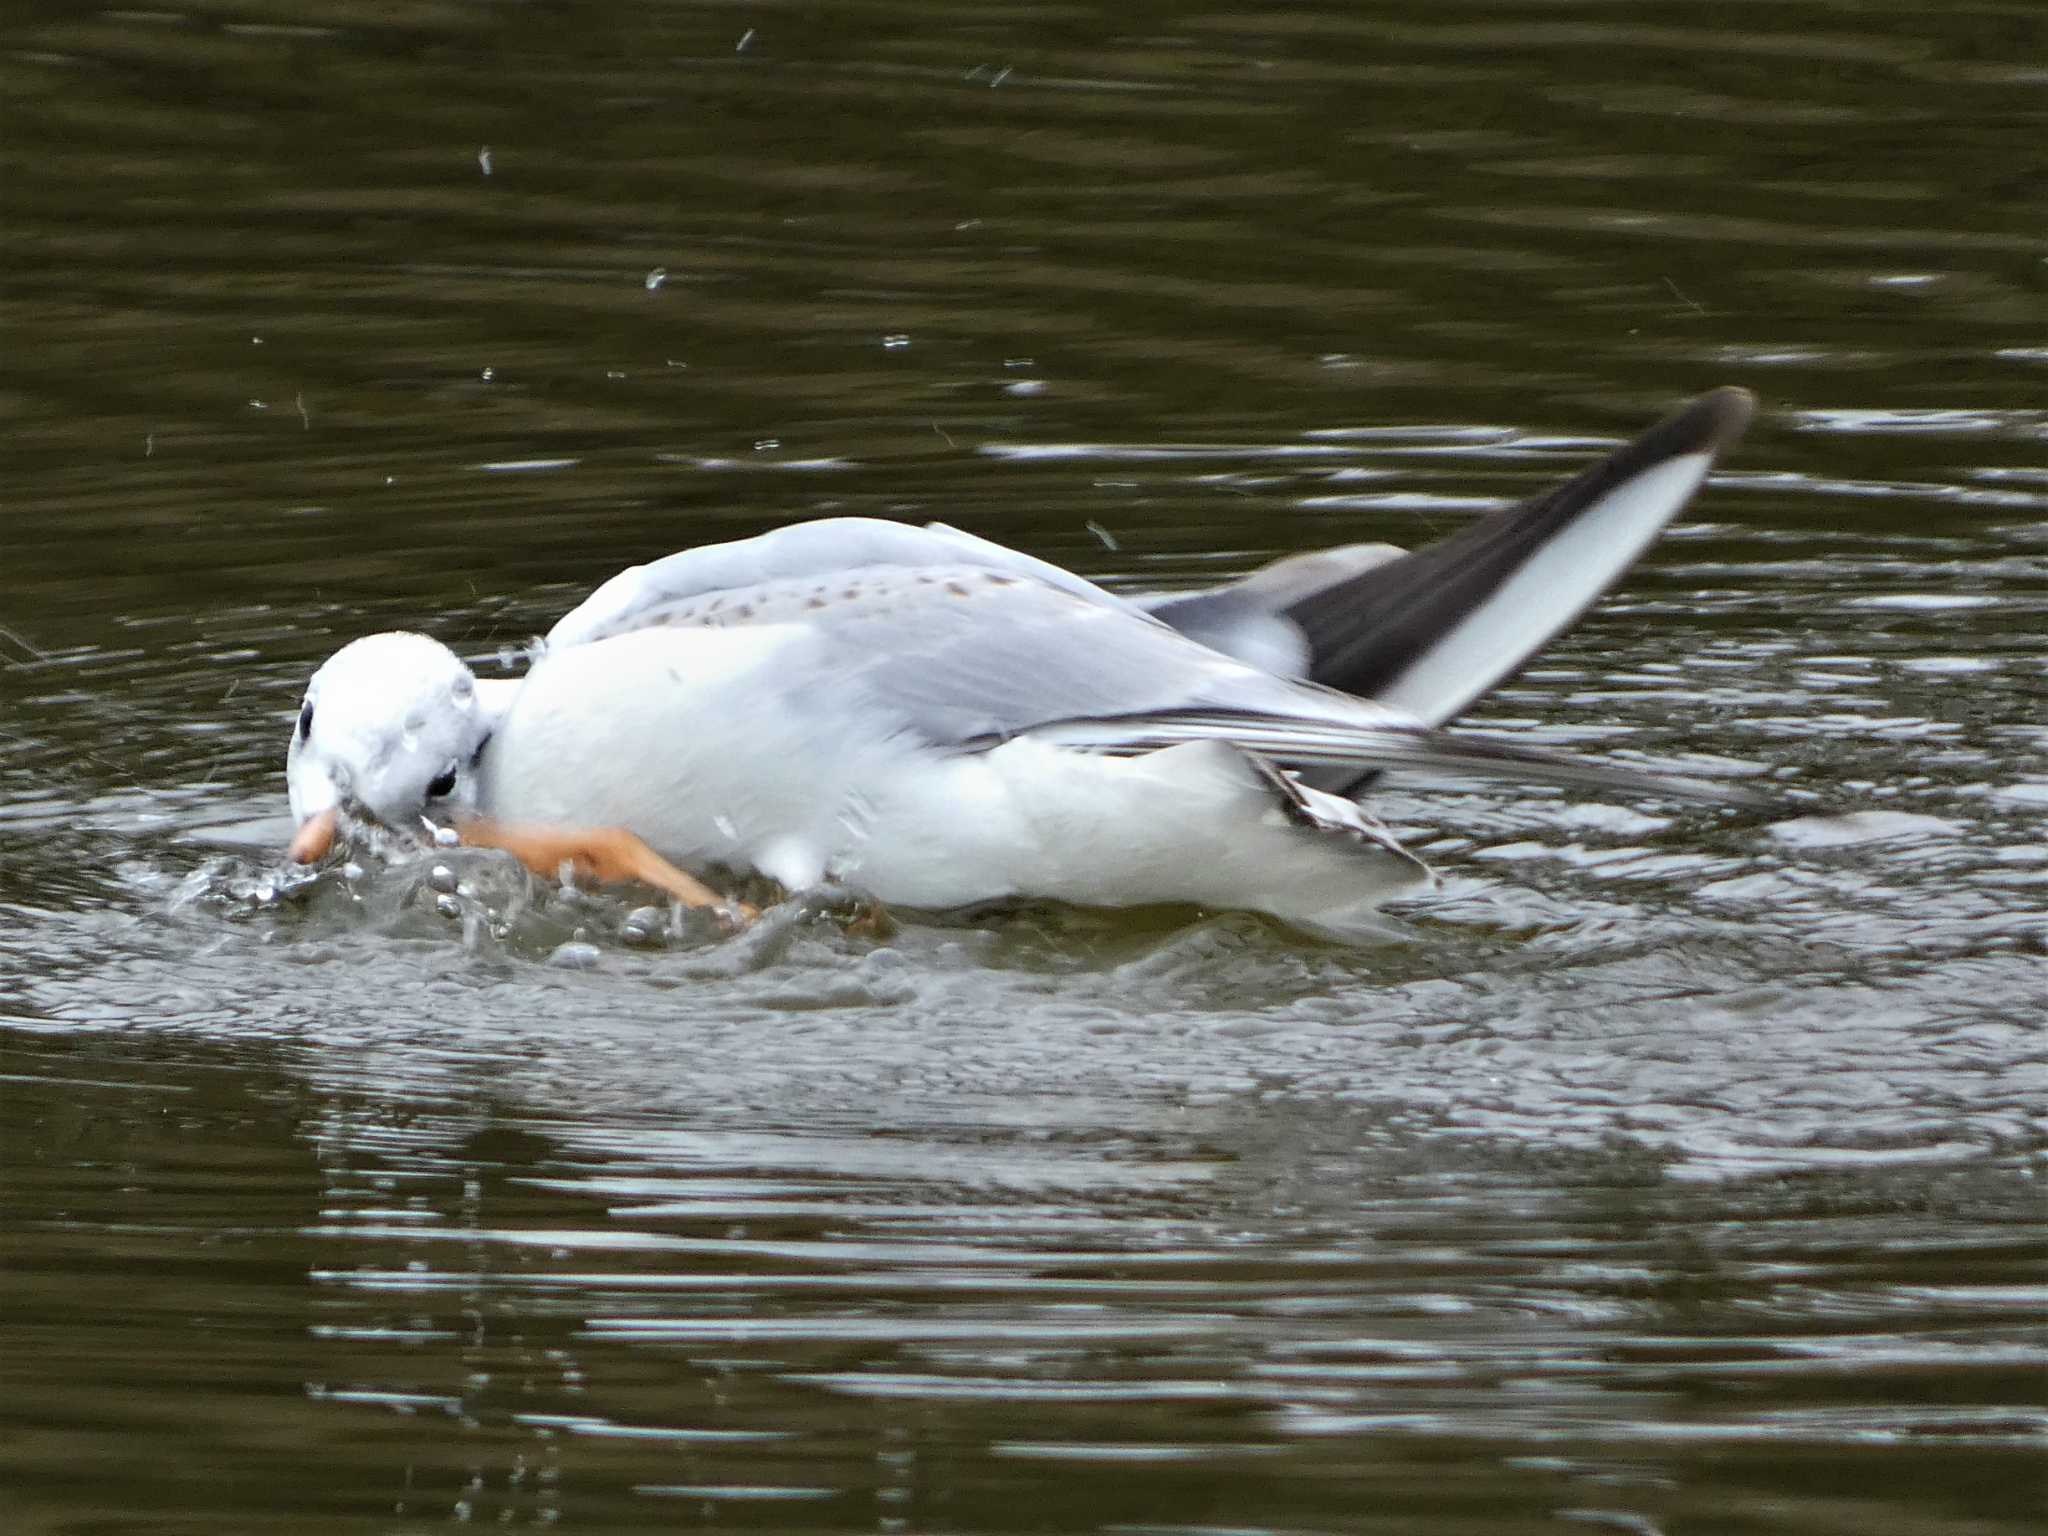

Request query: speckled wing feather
[
  {"left": 544, "top": 516, "right": 1140, "bottom": 651},
  {"left": 631, "top": 560, "right": 1382, "bottom": 749}
]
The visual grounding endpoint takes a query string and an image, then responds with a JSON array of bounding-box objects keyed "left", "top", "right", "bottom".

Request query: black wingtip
[
  {"left": 1679, "top": 384, "right": 1757, "bottom": 454},
  {"left": 1709, "top": 383, "right": 1758, "bottom": 425},
  {"left": 1593, "top": 385, "right": 1757, "bottom": 488},
  {"left": 1671, "top": 387, "right": 1753, "bottom": 454},
  {"left": 1284, "top": 386, "right": 1760, "bottom": 734}
]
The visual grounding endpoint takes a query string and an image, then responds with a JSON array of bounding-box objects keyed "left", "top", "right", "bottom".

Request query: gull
[{"left": 285, "top": 387, "right": 1757, "bottom": 939}]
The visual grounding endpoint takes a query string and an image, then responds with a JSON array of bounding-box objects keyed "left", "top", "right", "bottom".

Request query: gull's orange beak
[{"left": 288, "top": 807, "right": 339, "bottom": 865}]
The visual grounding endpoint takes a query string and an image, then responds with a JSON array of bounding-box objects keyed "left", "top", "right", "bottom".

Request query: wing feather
[
  {"left": 1011, "top": 708, "right": 1768, "bottom": 807},
  {"left": 545, "top": 517, "right": 1135, "bottom": 650}
]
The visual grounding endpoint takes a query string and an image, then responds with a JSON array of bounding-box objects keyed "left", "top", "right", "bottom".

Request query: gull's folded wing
[
  {"left": 526, "top": 393, "right": 1762, "bottom": 809},
  {"left": 537, "top": 553, "right": 1766, "bottom": 808}
]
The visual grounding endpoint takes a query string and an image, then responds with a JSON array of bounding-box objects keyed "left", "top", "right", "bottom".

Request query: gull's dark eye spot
[
  {"left": 426, "top": 767, "right": 457, "bottom": 800},
  {"left": 298, "top": 701, "right": 314, "bottom": 741}
]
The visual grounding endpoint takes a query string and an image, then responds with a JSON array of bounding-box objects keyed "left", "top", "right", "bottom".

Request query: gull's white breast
[{"left": 478, "top": 624, "right": 894, "bottom": 889}]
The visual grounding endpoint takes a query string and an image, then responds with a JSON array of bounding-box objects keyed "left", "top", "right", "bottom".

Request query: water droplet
[
  {"left": 433, "top": 825, "right": 460, "bottom": 849},
  {"left": 753, "top": 438, "right": 780, "bottom": 452},
  {"left": 434, "top": 893, "right": 461, "bottom": 920},
  {"left": 480, "top": 366, "right": 494, "bottom": 382},
  {"left": 428, "top": 864, "right": 459, "bottom": 895},
  {"left": 477, "top": 145, "right": 493, "bottom": 176},
  {"left": 547, "top": 941, "right": 602, "bottom": 970},
  {"left": 644, "top": 267, "right": 667, "bottom": 291},
  {"left": 882, "top": 333, "right": 910, "bottom": 350},
  {"left": 736, "top": 27, "right": 755, "bottom": 51}
]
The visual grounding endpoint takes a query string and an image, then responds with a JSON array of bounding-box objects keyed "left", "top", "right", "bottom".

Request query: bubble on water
[
  {"left": 547, "top": 941, "right": 602, "bottom": 971},
  {"left": 428, "top": 864, "right": 459, "bottom": 895},
  {"left": 621, "top": 906, "right": 666, "bottom": 948},
  {"left": 434, "top": 893, "right": 461, "bottom": 920},
  {"left": 433, "top": 825, "right": 460, "bottom": 849}
]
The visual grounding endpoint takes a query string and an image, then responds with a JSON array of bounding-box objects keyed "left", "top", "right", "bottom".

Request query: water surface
[{"left": 2, "top": 2, "right": 2044, "bottom": 1532}]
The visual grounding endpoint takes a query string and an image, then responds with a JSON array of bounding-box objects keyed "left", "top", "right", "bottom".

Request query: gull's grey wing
[
  {"left": 690, "top": 562, "right": 1369, "bottom": 747},
  {"left": 545, "top": 516, "right": 1139, "bottom": 651},
  {"left": 673, "top": 567, "right": 1762, "bottom": 806},
  {"left": 537, "top": 512, "right": 1362, "bottom": 748}
]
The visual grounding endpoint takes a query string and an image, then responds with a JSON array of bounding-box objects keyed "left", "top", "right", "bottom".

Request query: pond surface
[{"left": 2, "top": 2, "right": 2044, "bottom": 1532}]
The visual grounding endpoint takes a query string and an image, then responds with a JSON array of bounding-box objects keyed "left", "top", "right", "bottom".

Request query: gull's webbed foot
[{"left": 458, "top": 819, "right": 758, "bottom": 929}]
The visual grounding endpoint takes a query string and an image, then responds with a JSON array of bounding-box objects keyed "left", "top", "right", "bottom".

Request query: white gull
[{"left": 284, "top": 388, "right": 1757, "bottom": 939}]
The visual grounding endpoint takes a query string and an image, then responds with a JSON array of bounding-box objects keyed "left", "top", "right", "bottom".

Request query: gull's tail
[
  {"left": 1285, "top": 387, "right": 1755, "bottom": 724},
  {"left": 1015, "top": 706, "right": 1769, "bottom": 809}
]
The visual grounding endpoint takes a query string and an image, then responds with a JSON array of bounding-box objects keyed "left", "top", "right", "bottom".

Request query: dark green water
[{"left": 2, "top": 2, "right": 2044, "bottom": 1532}]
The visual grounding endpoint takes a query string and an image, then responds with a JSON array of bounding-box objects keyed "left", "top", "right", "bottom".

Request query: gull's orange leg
[{"left": 458, "top": 819, "right": 757, "bottom": 922}]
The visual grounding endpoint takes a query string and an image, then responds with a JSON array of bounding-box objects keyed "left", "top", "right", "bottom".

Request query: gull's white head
[{"left": 286, "top": 632, "right": 491, "bottom": 862}]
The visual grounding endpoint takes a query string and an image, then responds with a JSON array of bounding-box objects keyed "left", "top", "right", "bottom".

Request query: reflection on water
[{"left": 2, "top": 0, "right": 2045, "bottom": 1532}]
